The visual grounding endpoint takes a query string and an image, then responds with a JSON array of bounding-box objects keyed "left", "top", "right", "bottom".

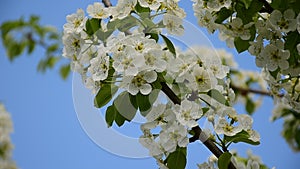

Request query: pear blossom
[
  {"left": 188, "top": 66, "right": 217, "bottom": 92},
  {"left": 87, "top": 51, "right": 110, "bottom": 81},
  {"left": 63, "top": 8, "right": 86, "bottom": 33},
  {"left": 121, "top": 70, "right": 157, "bottom": 95},
  {"left": 163, "top": 14, "right": 184, "bottom": 35},
  {"left": 138, "top": 0, "right": 163, "bottom": 10},
  {"left": 159, "top": 122, "right": 189, "bottom": 153},
  {"left": 269, "top": 9, "right": 297, "bottom": 33},
  {"left": 143, "top": 48, "right": 167, "bottom": 72},
  {"left": 87, "top": 2, "right": 111, "bottom": 19},
  {"left": 62, "top": 32, "right": 84, "bottom": 59},
  {"left": 173, "top": 99, "right": 202, "bottom": 128},
  {"left": 110, "top": 0, "right": 137, "bottom": 20},
  {"left": 260, "top": 43, "right": 290, "bottom": 71},
  {"left": 112, "top": 46, "right": 144, "bottom": 76}
]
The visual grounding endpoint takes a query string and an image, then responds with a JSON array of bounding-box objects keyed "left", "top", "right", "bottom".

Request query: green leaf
[
  {"left": 271, "top": 0, "right": 288, "bottom": 12},
  {"left": 117, "top": 16, "right": 139, "bottom": 32},
  {"left": 136, "top": 93, "right": 152, "bottom": 113},
  {"left": 105, "top": 104, "right": 127, "bottom": 127},
  {"left": 59, "top": 64, "right": 70, "bottom": 80},
  {"left": 85, "top": 18, "right": 101, "bottom": 36},
  {"left": 135, "top": 1, "right": 151, "bottom": 14},
  {"left": 166, "top": 147, "right": 187, "bottom": 169},
  {"left": 218, "top": 152, "right": 232, "bottom": 169},
  {"left": 37, "top": 56, "right": 59, "bottom": 72},
  {"left": 94, "top": 84, "right": 118, "bottom": 108},
  {"left": 145, "top": 33, "right": 159, "bottom": 42},
  {"left": 160, "top": 34, "right": 176, "bottom": 56},
  {"left": 27, "top": 39, "right": 35, "bottom": 54},
  {"left": 215, "top": 7, "right": 233, "bottom": 24},
  {"left": 113, "top": 91, "right": 137, "bottom": 121},
  {"left": 207, "top": 89, "right": 229, "bottom": 106},
  {"left": 241, "top": 0, "right": 252, "bottom": 9},
  {"left": 46, "top": 44, "right": 59, "bottom": 54},
  {"left": 224, "top": 130, "right": 260, "bottom": 145},
  {"left": 236, "top": 0, "right": 263, "bottom": 24},
  {"left": 245, "top": 98, "right": 255, "bottom": 115},
  {"left": 285, "top": 31, "right": 300, "bottom": 64}
]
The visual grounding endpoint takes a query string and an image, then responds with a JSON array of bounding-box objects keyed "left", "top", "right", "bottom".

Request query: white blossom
[
  {"left": 173, "top": 99, "right": 202, "bottom": 128},
  {"left": 269, "top": 9, "right": 297, "bottom": 33},
  {"left": 62, "top": 32, "right": 84, "bottom": 59},
  {"left": 188, "top": 66, "right": 217, "bottom": 92},
  {"left": 121, "top": 70, "right": 157, "bottom": 95},
  {"left": 260, "top": 43, "right": 290, "bottom": 71},
  {"left": 138, "top": 0, "right": 163, "bottom": 10},
  {"left": 159, "top": 122, "right": 189, "bottom": 153},
  {"left": 63, "top": 8, "right": 86, "bottom": 33},
  {"left": 87, "top": 2, "right": 111, "bottom": 19},
  {"left": 87, "top": 49, "right": 110, "bottom": 81},
  {"left": 112, "top": 46, "right": 144, "bottom": 76},
  {"left": 163, "top": 14, "right": 184, "bottom": 35}
]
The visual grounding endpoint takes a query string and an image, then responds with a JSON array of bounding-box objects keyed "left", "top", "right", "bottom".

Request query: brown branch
[
  {"left": 102, "top": 0, "right": 112, "bottom": 7},
  {"left": 258, "top": 0, "right": 273, "bottom": 13},
  {"left": 230, "top": 84, "right": 284, "bottom": 98},
  {"left": 160, "top": 82, "right": 236, "bottom": 169}
]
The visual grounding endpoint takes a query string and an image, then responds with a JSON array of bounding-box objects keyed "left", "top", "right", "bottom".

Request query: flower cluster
[
  {"left": 0, "top": 103, "right": 17, "bottom": 169},
  {"left": 63, "top": 1, "right": 261, "bottom": 168},
  {"left": 193, "top": 0, "right": 300, "bottom": 151}
]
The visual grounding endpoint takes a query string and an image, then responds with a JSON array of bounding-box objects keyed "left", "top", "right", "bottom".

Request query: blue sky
[{"left": 0, "top": 0, "right": 299, "bottom": 169}]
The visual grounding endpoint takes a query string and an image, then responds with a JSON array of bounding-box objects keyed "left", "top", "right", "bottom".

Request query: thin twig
[{"left": 230, "top": 84, "right": 284, "bottom": 97}]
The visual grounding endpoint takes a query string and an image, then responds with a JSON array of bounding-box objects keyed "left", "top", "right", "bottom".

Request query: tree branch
[
  {"left": 102, "top": 0, "right": 112, "bottom": 7},
  {"left": 258, "top": 0, "right": 273, "bottom": 13},
  {"left": 230, "top": 84, "right": 284, "bottom": 97},
  {"left": 160, "top": 82, "right": 236, "bottom": 169}
]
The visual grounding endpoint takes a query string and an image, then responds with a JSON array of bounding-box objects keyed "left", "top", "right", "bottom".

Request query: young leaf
[
  {"left": 113, "top": 91, "right": 137, "bottom": 121},
  {"left": 166, "top": 147, "right": 187, "bottom": 169},
  {"left": 85, "top": 18, "right": 101, "bottom": 36},
  {"left": 207, "top": 89, "right": 229, "bottom": 106},
  {"left": 136, "top": 93, "right": 152, "bottom": 113},
  {"left": 59, "top": 64, "right": 70, "bottom": 80},
  {"left": 94, "top": 84, "right": 118, "bottom": 108},
  {"left": 160, "top": 34, "right": 176, "bottom": 55},
  {"left": 224, "top": 130, "right": 260, "bottom": 145},
  {"left": 218, "top": 152, "right": 232, "bottom": 169},
  {"left": 215, "top": 7, "right": 233, "bottom": 24},
  {"left": 145, "top": 33, "right": 159, "bottom": 42},
  {"left": 105, "top": 104, "right": 127, "bottom": 127},
  {"left": 246, "top": 98, "right": 255, "bottom": 115}
]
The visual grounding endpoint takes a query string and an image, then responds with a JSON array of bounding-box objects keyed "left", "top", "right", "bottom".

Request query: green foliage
[
  {"left": 218, "top": 152, "right": 232, "bottom": 169},
  {"left": 214, "top": 7, "right": 233, "bottom": 24},
  {"left": 245, "top": 97, "right": 255, "bottom": 115},
  {"left": 271, "top": 0, "right": 300, "bottom": 13},
  {"left": 160, "top": 34, "right": 176, "bottom": 55},
  {"left": 85, "top": 18, "right": 101, "bottom": 36},
  {"left": 224, "top": 130, "right": 260, "bottom": 145},
  {"left": 94, "top": 84, "right": 118, "bottom": 108},
  {"left": 166, "top": 147, "right": 187, "bottom": 169},
  {"left": 285, "top": 31, "right": 300, "bottom": 65},
  {"left": 0, "top": 15, "right": 69, "bottom": 79},
  {"left": 207, "top": 89, "right": 230, "bottom": 106},
  {"left": 105, "top": 104, "right": 127, "bottom": 127},
  {"left": 59, "top": 64, "right": 71, "bottom": 80},
  {"left": 113, "top": 91, "right": 138, "bottom": 122}
]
